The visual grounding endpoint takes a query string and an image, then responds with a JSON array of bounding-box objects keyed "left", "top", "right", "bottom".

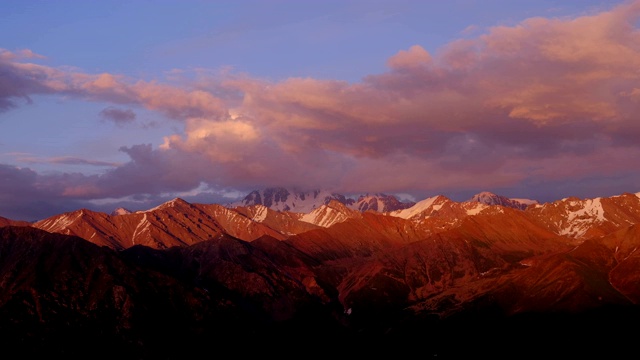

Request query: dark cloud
[
  {"left": 19, "top": 156, "right": 121, "bottom": 167},
  {"left": 0, "top": 164, "right": 84, "bottom": 221},
  {"left": 99, "top": 106, "right": 136, "bottom": 125}
]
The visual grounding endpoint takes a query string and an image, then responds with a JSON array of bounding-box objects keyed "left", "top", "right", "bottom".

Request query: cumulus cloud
[
  {"left": 3, "top": 1, "right": 640, "bottom": 220},
  {"left": 386, "top": 45, "right": 432, "bottom": 70}
]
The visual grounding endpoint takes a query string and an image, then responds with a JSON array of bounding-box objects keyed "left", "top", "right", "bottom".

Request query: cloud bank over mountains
[{"left": 2, "top": 1, "right": 640, "bottom": 220}]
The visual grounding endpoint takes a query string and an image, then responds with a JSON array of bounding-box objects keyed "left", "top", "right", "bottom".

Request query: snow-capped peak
[
  {"left": 143, "top": 198, "right": 191, "bottom": 212},
  {"left": 300, "top": 200, "right": 358, "bottom": 228},
  {"left": 228, "top": 187, "right": 354, "bottom": 213},
  {"left": 352, "top": 193, "right": 415, "bottom": 213},
  {"left": 229, "top": 188, "right": 418, "bottom": 215},
  {"left": 110, "top": 207, "right": 132, "bottom": 216},
  {"left": 467, "top": 191, "right": 536, "bottom": 210},
  {"left": 389, "top": 195, "right": 445, "bottom": 219}
]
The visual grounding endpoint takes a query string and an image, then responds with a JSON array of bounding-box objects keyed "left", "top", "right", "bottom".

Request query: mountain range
[{"left": 1, "top": 187, "right": 640, "bottom": 358}]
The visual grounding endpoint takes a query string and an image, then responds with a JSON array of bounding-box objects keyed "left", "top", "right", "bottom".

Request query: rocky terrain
[{"left": 1, "top": 190, "right": 640, "bottom": 358}]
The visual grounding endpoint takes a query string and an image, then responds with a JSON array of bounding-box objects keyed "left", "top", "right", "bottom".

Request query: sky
[{"left": 2, "top": 0, "right": 640, "bottom": 221}]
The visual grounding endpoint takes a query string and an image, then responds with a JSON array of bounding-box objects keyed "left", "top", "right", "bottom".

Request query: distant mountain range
[
  {"left": 1, "top": 188, "right": 640, "bottom": 358},
  {"left": 228, "top": 187, "right": 537, "bottom": 213},
  {"left": 227, "top": 187, "right": 417, "bottom": 213}
]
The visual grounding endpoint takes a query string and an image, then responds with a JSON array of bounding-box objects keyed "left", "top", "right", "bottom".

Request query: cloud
[
  {"left": 0, "top": 164, "right": 87, "bottom": 221},
  {"left": 18, "top": 156, "right": 122, "bottom": 167},
  {"left": 3, "top": 1, "right": 640, "bottom": 220},
  {"left": 0, "top": 49, "right": 56, "bottom": 111},
  {"left": 386, "top": 45, "right": 432, "bottom": 70},
  {"left": 99, "top": 106, "right": 136, "bottom": 125},
  {"left": 0, "top": 50, "right": 230, "bottom": 119}
]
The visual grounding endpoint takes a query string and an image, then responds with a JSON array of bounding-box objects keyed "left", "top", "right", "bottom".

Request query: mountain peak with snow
[
  {"left": 353, "top": 193, "right": 415, "bottom": 212},
  {"left": 143, "top": 197, "right": 193, "bottom": 212},
  {"left": 467, "top": 191, "right": 537, "bottom": 210},
  {"left": 388, "top": 195, "right": 450, "bottom": 219},
  {"left": 228, "top": 187, "right": 354, "bottom": 213},
  {"left": 299, "top": 199, "right": 361, "bottom": 228},
  {"left": 229, "top": 188, "right": 418, "bottom": 214}
]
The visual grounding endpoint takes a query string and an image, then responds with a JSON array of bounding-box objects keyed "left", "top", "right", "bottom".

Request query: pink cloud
[
  {"left": 3, "top": 1, "right": 640, "bottom": 219},
  {"left": 0, "top": 51, "right": 229, "bottom": 120},
  {"left": 386, "top": 45, "right": 432, "bottom": 70},
  {"left": 0, "top": 48, "right": 45, "bottom": 61}
]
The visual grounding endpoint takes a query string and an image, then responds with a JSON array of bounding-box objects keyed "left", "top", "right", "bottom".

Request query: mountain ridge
[
  {"left": 21, "top": 190, "right": 640, "bottom": 251},
  {"left": 2, "top": 189, "right": 640, "bottom": 357},
  {"left": 227, "top": 187, "right": 533, "bottom": 214}
]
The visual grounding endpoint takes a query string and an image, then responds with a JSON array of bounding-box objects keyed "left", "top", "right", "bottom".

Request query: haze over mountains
[{"left": 1, "top": 187, "right": 640, "bottom": 358}]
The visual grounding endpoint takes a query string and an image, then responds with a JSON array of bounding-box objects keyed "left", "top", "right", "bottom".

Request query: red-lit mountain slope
[{"left": 2, "top": 190, "right": 640, "bottom": 357}]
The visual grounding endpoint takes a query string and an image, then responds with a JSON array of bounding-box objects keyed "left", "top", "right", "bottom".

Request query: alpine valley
[{"left": 1, "top": 187, "right": 640, "bottom": 358}]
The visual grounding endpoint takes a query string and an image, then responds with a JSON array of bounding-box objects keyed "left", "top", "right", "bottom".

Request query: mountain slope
[
  {"left": 599, "top": 223, "right": 640, "bottom": 303},
  {"left": 298, "top": 199, "right": 362, "bottom": 228},
  {"left": 525, "top": 192, "right": 640, "bottom": 240},
  {"left": 0, "top": 226, "right": 217, "bottom": 358},
  {"left": 31, "top": 199, "right": 292, "bottom": 250},
  {"left": 3, "top": 186, "right": 640, "bottom": 358},
  {"left": 0, "top": 226, "right": 355, "bottom": 357},
  {"left": 336, "top": 207, "right": 573, "bottom": 320},
  {"left": 0, "top": 216, "right": 31, "bottom": 227},
  {"left": 5, "top": 189, "right": 640, "bottom": 358}
]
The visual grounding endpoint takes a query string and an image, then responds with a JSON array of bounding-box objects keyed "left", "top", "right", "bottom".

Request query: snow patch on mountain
[
  {"left": 251, "top": 205, "right": 268, "bottom": 222},
  {"left": 131, "top": 213, "right": 151, "bottom": 245},
  {"left": 466, "top": 203, "right": 488, "bottom": 215},
  {"left": 558, "top": 197, "right": 606, "bottom": 237},
  {"left": 300, "top": 201, "right": 353, "bottom": 228},
  {"left": 37, "top": 213, "right": 76, "bottom": 232},
  {"left": 389, "top": 196, "right": 441, "bottom": 219},
  {"left": 143, "top": 198, "right": 190, "bottom": 212},
  {"left": 228, "top": 188, "right": 352, "bottom": 213}
]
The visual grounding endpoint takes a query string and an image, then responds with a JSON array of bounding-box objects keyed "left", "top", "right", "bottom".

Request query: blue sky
[
  {"left": 1, "top": 0, "right": 639, "bottom": 221},
  {"left": 2, "top": 1, "right": 603, "bottom": 80}
]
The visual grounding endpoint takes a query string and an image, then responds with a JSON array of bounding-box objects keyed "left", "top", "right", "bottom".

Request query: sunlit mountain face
[{"left": 1, "top": 190, "right": 640, "bottom": 358}]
